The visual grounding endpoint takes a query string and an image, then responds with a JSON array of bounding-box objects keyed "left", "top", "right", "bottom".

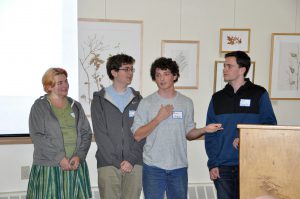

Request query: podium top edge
[{"left": 237, "top": 124, "right": 300, "bottom": 130}]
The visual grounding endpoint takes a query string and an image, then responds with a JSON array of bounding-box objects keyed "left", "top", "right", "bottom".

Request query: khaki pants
[{"left": 97, "top": 165, "right": 142, "bottom": 199}]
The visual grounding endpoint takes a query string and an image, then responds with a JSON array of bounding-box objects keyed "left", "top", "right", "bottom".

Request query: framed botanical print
[
  {"left": 220, "top": 28, "right": 251, "bottom": 53},
  {"left": 162, "top": 40, "right": 199, "bottom": 89}
]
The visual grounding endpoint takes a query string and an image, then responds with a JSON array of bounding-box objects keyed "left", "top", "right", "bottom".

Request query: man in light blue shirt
[{"left": 91, "top": 54, "right": 144, "bottom": 199}]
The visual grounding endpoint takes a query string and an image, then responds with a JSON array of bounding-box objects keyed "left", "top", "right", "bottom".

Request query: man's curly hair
[{"left": 150, "top": 57, "right": 180, "bottom": 82}]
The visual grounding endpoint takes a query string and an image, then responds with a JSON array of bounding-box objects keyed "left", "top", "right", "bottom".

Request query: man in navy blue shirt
[{"left": 205, "top": 51, "right": 277, "bottom": 199}]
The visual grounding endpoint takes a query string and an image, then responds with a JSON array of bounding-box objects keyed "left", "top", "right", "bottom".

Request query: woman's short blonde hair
[{"left": 42, "top": 67, "right": 68, "bottom": 93}]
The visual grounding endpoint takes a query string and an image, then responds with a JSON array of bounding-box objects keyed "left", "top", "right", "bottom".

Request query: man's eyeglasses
[{"left": 118, "top": 68, "right": 135, "bottom": 73}]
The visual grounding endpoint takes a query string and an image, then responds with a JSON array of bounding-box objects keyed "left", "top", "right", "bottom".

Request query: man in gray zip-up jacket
[
  {"left": 30, "top": 95, "right": 92, "bottom": 166},
  {"left": 91, "top": 54, "right": 144, "bottom": 199}
]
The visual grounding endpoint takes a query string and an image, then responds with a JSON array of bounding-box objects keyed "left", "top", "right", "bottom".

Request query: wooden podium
[{"left": 238, "top": 124, "right": 300, "bottom": 199}]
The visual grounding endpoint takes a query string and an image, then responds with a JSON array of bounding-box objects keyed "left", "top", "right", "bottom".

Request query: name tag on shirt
[
  {"left": 240, "top": 99, "right": 251, "bottom": 107},
  {"left": 129, "top": 110, "right": 136, "bottom": 117},
  {"left": 173, "top": 111, "right": 183, "bottom": 119}
]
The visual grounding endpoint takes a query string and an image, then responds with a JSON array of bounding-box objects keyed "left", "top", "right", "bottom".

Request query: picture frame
[
  {"left": 220, "top": 28, "right": 251, "bottom": 53},
  {"left": 78, "top": 18, "right": 143, "bottom": 116},
  {"left": 269, "top": 33, "right": 300, "bottom": 100},
  {"left": 161, "top": 40, "right": 199, "bottom": 89},
  {"left": 213, "top": 61, "right": 255, "bottom": 93}
]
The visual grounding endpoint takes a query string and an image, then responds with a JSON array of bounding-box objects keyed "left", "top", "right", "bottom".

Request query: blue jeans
[
  {"left": 213, "top": 166, "right": 239, "bottom": 199},
  {"left": 143, "top": 163, "right": 188, "bottom": 199}
]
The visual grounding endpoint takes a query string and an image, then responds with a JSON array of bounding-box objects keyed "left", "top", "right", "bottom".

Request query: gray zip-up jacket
[
  {"left": 91, "top": 87, "right": 145, "bottom": 169},
  {"left": 29, "top": 95, "right": 92, "bottom": 166}
]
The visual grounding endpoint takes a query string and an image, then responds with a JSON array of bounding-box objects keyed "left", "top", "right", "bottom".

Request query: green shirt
[{"left": 51, "top": 102, "right": 77, "bottom": 159}]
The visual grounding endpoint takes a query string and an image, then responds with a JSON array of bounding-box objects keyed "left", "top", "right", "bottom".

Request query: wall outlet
[{"left": 21, "top": 166, "right": 30, "bottom": 180}]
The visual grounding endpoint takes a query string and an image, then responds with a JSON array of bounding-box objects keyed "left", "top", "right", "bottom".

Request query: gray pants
[{"left": 97, "top": 165, "right": 142, "bottom": 199}]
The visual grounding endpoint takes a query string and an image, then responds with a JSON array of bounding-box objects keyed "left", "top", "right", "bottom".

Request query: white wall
[{"left": 1, "top": 0, "right": 300, "bottom": 193}]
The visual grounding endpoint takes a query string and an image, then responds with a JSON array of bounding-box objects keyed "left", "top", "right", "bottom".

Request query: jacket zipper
[{"left": 102, "top": 95, "right": 139, "bottom": 161}]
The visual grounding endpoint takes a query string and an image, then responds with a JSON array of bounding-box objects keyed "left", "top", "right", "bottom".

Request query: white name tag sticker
[
  {"left": 173, "top": 111, "right": 183, "bottom": 119},
  {"left": 129, "top": 110, "right": 136, "bottom": 118},
  {"left": 240, "top": 99, "right": 251, "bottom": 107}
]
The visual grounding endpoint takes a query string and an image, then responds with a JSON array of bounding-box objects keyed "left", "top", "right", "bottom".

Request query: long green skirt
[{"left": 26, "top": 161, "right": 92, "bottom": 199}]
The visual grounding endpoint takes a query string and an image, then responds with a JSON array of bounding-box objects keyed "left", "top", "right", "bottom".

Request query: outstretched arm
[{"left": 186, "top": 123, "right": 223, "bottom": 140}]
